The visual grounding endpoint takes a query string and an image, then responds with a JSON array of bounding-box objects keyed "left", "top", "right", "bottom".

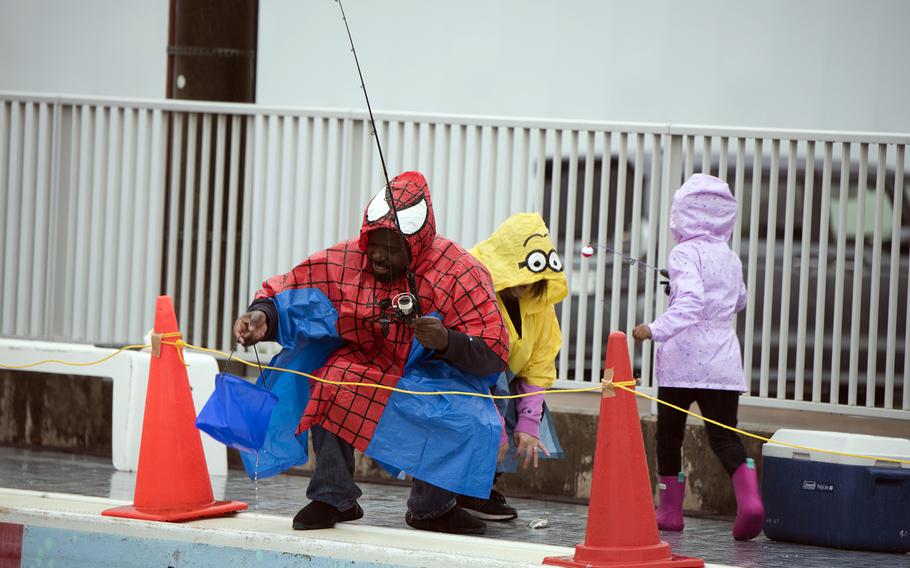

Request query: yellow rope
[
  {"left": 2, "top": 339, "right": 908, "bottom": 465},
  {"left": 0, "top": 343, "right": 150, "bottom": 369},
  {"left": 617, "top": 384, "right": 910, "bottom": 466},
  {"left": 0, "top": 333, "right": 185, "bottom": 370},
  {"left": 161, "top": 332, "right": 188, "bottom": 367},
  {"left": 179, "top": 341, "right": 630, "bottom": 399}
]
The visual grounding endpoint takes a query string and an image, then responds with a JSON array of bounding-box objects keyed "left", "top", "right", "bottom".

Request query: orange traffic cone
[
  {"left": 544, "top": 332, "right": 702, "bottom": 567},
  {"left": 103, "top": 296, "right": 247, "bottom": 521}
]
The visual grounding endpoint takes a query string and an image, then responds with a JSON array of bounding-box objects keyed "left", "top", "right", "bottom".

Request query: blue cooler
[{"left": 762, "top": 429, "right": 910, "bottom": 553}]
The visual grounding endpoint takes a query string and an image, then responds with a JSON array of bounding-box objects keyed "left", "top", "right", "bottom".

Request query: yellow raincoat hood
[
  {"left": 470, "top": 213, "right": 568, "bottom": 312},
  {"left": 470, "top": 212, "right": 566, "bottom": 387}
]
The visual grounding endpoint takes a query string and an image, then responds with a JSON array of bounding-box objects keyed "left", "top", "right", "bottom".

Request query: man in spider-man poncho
[{"left": 233, "top": 171, "right": 509, "bottom": 535}]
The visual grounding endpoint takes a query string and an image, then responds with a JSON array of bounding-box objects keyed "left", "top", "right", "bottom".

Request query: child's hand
[
  {"left": 514, "top": 432, "right": 550, "bottom": 469},
  {"left": 632, "top": 324, "right": 652, "bottom": 341}
]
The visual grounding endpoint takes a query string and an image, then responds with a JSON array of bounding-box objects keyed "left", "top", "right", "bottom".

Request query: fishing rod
[
  {"left": 582, "top": 243, "right": 665, "bottom": 274},
  {"left": 335, "top": 0, "right": 422, "bottom": 320},
  {"left": 581, "top": 243, "right": 671, "bottom": 294}
]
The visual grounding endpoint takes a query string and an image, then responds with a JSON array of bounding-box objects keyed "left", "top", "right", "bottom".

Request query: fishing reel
[
  {"left": 659, "top": 269, "right": 671, "bottom": 296},
  {"left": 392, "top": 292, "right": 419, "bottom": 325},
  {"left": 372, "top": 293, "right": 420, "bottom": 337}
]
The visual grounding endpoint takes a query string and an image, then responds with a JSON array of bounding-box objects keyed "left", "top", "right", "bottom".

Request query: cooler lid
[{"left": 762, "top": 429, "right": 910, "bottom": 468}]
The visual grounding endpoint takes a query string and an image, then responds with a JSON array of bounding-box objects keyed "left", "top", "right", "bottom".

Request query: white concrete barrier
[{"left": 0, "top": 338, "right": 227, "bottom": 476}]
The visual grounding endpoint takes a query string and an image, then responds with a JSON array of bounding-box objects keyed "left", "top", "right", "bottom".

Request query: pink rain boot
[
  {"left": 731, "top": 458, "right": 765, "bottom": 540},
  {"left": 655, "top": 473, "right": 685, "bottom": 531}
]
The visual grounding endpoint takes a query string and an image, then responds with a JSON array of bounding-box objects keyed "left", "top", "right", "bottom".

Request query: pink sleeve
[{"left": 513, "top": 380, "right": 546, "bottom": 439}]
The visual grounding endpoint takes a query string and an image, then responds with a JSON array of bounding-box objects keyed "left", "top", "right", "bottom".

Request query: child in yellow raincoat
[{"left": 456, "top": 212, "right": 568, "bottom": 521}]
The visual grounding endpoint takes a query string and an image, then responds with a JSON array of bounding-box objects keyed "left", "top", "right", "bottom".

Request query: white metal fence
[{"left": 1, "top": 92, "right": 908, "bottom": 418}]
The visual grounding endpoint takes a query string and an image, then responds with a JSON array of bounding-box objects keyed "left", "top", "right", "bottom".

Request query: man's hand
[
  {"left": 632, "top": 324, "right": 652, "bottom": 341},
  {"left": 412, "top": 316, "right": 449, "bottom": 351},
  {"left": 234, "top": 310, "right": 268, "bottom": 346},
  {"left": 514, "top": 432, "right": 549, "bottom": 469}
]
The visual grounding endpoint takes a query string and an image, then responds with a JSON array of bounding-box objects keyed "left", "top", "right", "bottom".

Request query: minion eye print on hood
[
  {"left": 518, "top": 248, "right": 563, "bottom": 273},
  {"left": 519, "top": 249, "right": 547, "bottom": 273},
  {"left": 517, "top": 232, "right": 563, "bottom": 273},
  {"left": 469, "top": 212, "right": 569, "bottom": 307},
  {"left": 547, "top": 249, "right": 563, "bottom": 272}
]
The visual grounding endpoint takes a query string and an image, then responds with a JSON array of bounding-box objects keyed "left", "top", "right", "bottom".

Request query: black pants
[
  {"left": 307, "top": 426, "right": 455, "bottom": 519},
  {"left": 656, "top": 387, "right": 747, "bottom": 477}
]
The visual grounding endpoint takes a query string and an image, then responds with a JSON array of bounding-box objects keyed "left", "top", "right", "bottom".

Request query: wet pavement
[{"left": 1, "top": 447, "right": 907, "bottom": 567}]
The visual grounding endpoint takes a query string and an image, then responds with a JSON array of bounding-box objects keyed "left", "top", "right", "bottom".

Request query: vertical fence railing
[
  {"left": 1, "top": 98, "right": 167, "bottom": 345},
  {"left": 695, "top": 130, "right": 910, "bottom": 417},
  {"left": 0, "top": 92, "right": 908, "bottom": 417}
]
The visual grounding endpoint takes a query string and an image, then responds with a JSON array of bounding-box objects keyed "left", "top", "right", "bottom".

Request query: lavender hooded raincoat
[{"left": 649, "top": 174, "right": 747, "bottom": 392}]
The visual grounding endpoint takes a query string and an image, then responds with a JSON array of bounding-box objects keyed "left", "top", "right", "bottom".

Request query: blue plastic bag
[
  {"left": 238, "top": 288, "right": 342, "bottom": 480},
  {"left": 196, "top": 373, "right": 278, "bottom": 455},
  {"left": 365, "top": 313, "right": 502, "bottom": 499}
]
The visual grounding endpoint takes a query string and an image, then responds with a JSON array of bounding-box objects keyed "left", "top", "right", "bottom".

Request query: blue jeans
[{"left": 306, "top": 426, "right": 456, "bottom": 520}]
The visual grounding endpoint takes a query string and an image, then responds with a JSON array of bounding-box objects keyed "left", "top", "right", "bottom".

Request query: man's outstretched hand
[
  {"left": 412, "top": 316, "right": 449, "bottom": 351},
  {"left": 234, "top": 310, "right": 268, "bottom": 346}
]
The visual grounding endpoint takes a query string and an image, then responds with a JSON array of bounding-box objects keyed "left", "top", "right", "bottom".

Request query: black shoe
[
  {"left": 292, "top": 500, "right": 364, "bottom": 530},
  {"left": 456, "top": 489, "right": 518, "bottom": 521},
  {"left": 405, "top": 505, "right": 487, "bottom": 535}
]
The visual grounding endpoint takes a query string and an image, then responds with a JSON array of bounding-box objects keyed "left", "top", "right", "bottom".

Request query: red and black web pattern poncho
[{"left": 254, "top": 171, "right": 508, "bottom": 451}]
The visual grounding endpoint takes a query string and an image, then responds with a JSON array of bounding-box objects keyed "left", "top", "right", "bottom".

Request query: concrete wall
[
  {"left": 2, "top": 0, "right": 908, "bottom": 134},
  {"left": 258, "top": 0, "right": 910, "bottom": 132},
  {"left": 0, "top": 371, "right": 112, "bottom": 455},
  {"left": 0, "top": 0, "right": 168, "bottom": 98}
]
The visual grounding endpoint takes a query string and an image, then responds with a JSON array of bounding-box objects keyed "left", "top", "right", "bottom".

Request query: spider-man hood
[{"left": 358, "top": 171, "right": 436, "bottom": 266}]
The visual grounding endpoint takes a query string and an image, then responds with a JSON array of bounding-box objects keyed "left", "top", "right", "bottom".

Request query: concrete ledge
[{"left": 0, "top": 488, "right": 577, "bottom": 568}]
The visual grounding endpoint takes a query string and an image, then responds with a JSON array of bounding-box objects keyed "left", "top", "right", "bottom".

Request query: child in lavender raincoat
[{"left": 632, "top": 173, "right": 764, "bottom": 541}]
